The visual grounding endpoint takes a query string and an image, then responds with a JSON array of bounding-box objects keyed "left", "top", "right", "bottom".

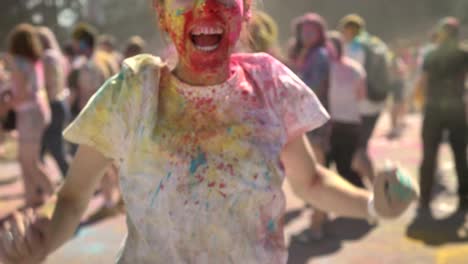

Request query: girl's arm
[
  {"left": 282, "top": 135, "right": 370, "bottom": 219},
  {"left": 0, "top": 145, "right": 112, "bottom": 263},
  {"left": 282, "top": 134, "right": 418, "bottom": 220},
  {"left": 45, "top": 144, "right": 112, "bottom": 254}
]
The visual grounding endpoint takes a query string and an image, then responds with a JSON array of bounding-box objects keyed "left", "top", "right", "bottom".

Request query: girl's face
[
  {"left": 158, "top": 0, "right": 247, "bottom": 72},
  {"left": 300, "top": 22, "right": 321, "bottom": 48}
]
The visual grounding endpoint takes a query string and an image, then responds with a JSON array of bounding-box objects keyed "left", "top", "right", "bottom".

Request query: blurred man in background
[{"left": 418, "top": 17, "right": 468, "bottom": 214}]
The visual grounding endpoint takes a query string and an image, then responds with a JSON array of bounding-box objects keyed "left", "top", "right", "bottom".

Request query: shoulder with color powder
[
  {"left": 122, "top": 54, "right": 166, "bottom": 76},
  {"left": 231, "top": 52, "right": 278, "bottom": 69}
]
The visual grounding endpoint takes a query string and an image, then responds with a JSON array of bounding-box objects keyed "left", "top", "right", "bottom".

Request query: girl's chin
[{"left": 185, "top": 50, "right": 232, "bottom": 69}]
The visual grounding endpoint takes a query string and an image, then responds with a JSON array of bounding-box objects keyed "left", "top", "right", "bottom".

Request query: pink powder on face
[{"left": 164, "top": 0, "right": 244, "bottom": 73}]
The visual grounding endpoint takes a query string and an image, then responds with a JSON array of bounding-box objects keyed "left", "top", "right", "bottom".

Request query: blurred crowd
[
  {"left": 0, "top": 10, "right": 467, "bottom": 241},
  {"left": 0, "top": 23, "right": 145, "bottom": 209}
]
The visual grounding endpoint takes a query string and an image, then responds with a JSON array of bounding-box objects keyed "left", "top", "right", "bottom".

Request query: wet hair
[
  {"left": 288, "top": 13, "right": 328, "bottom": 61},
  {"left": 7, "top": 23, "right": 43, "bottom": 62},
  {"left": 72, "top": 23, "right": 98, "bottom": 50}
]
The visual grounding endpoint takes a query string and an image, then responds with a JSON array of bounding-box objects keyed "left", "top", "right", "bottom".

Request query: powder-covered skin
[
  {"left": 161, "top": 0, "right": 244, "bottom": 74},
  {"left": 64, "top": 53, "right": 328, "bottom": 263}
]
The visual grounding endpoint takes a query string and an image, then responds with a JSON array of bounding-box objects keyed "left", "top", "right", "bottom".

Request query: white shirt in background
[{"left": 329, "top": 57, "right": 366, "bottom": 124}]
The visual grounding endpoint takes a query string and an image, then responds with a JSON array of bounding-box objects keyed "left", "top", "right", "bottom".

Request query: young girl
[{"left": 0, "top": 1, "right": 417, "bottom": 263}]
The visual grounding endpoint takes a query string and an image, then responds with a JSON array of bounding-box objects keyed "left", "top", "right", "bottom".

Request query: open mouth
[{"left": 190, "top": 25, "right": 224, "bottom": 52}]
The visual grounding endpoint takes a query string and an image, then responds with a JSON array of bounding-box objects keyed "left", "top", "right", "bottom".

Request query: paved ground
[{"left": 1, "top": 113, "right": 467, "bottom": 264}]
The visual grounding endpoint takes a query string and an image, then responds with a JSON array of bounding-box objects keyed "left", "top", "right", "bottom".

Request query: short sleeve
[
  {"left": 63, "top": 67, "right": 141, "bottom": 160},
  {"left": 269, "top": 55, "right": 330, "bottom": 141}
]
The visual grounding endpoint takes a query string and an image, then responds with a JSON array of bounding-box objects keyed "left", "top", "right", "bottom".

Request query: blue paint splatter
[
  {"left": 267, "top": 219, "right": 276, "bottom": 232},
  {"left": 190, "top": 151, "right": 207, "bottom": 175},
  {"left": 150, "top": 172, "right": 172, "bottom": 206},
  {"left": 227, "top": 126, "right": 233, "bottom": 135}
]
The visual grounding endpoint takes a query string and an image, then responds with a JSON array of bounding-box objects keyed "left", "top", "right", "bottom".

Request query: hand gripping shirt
[{"left": 63, "top": 53, "right": 329, "bottom": 264}]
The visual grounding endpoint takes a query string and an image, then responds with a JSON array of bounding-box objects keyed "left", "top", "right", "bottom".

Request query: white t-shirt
[
  {"left": 329, "top": 57, "right": 366, "bottom": 124},
  {"left": 64, "top": 53, "right": 329, "bottom": 264}
]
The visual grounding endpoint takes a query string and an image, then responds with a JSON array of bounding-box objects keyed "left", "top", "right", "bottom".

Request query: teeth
[
  {"left": 192, "top": 26, "right": 223, "bottom": 35},
  {"left": 195, "top": 44, "right": 219, "bottom": 52}
]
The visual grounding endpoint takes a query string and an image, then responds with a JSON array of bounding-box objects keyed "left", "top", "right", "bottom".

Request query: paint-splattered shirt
[{"left": 63, "top": 53, "right": 329, "bottom": 264}]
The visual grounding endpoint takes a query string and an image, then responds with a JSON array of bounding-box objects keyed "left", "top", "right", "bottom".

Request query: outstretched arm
[
  {"left": 282, "top": 135, "right": 371, "bottom": 219},
  {"left": 282, "top": 134, "right": 418, "bottom": 220},
  {"left": 0, "top": 145, "right": 112, "bottom": 263},
  {"left": 46, "top": 145, "right": 112, "bottom": 253}
]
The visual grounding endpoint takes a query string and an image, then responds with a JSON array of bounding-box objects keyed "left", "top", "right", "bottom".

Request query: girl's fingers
[
  {"left": 22, "top": 210, "right": 35, "bottom": 256},
  {"left": 9, "top": 213, "right": 29, "bottom": 258},
  {"left": 1, "top": 222, "right": 19, "bottom": 262},
  {"left": 25, "top": 225, "right": 46, "bottom": 261},
  {"left": 26, "top": 216, "right": 50, "bottom": 260}
]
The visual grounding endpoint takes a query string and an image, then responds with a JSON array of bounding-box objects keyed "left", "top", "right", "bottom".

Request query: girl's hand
[
  {"left": 0, "top": 210, "right": 50, "bottom": 264},
  {"left": 373, "top": 165, "right": 419, "bottom": 219}
]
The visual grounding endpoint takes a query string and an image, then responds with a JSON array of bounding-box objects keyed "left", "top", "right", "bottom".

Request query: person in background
[
  {"left": 417, "top": 17, "right": 468, "bottom": 214},
  {"left": 71, "top": 23, "right": 121, "bottom": 209},
  {"left": 288, "top": 12, "right": 331, "bottom": 164},
  {"left": 124, "top": 36, "right": 147, "bottom": 59},
  {"left": 387, "top": 48, "right": 409, "bottom": 139},
  {"left": 327, "top": 31, "right": 367, "bottom": 188},
  {"left": 37, "top": 27, "right": 71, "bottom": 178},
  {"left": 71, "top": 23, "right": 108, "bottom": 111},
  {"left": 288, "top": 12, "right": 332, "bottom": 241},
  {"left": 245, "top": 10, "right": 283, "bottom": 60},
  {"left": 0, "top": 56, "right": 12, "bottom": 157},
  {"left": 413, "top": 31, "right": 439, "bottom": 110},
  {"left": 7, "top": 24, "right": 54, "bottom": 206},
  {"left": 339, "top": 14, "right": 391, "bottom": 187},
  {"left": 98, "top": 34, "right": 124, "bottom": 67}
]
